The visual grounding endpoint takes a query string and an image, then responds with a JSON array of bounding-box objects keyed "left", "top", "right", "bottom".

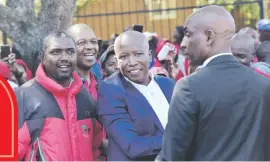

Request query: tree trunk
[{"left": 0, "top": 0, "right": 76, "bottom": 74}]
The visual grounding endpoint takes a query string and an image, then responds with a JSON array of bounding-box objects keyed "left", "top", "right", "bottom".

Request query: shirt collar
[
  {"left": 124, "top": 72, "right": 154, "bottom": 88},
  {"left": 196, "top": 53, "right": 233, "bottom": 71}
]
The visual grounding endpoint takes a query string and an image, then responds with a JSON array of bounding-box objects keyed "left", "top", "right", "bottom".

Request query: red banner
[{"left": 0, "top": 76, "right": 18, "bottom": 160}]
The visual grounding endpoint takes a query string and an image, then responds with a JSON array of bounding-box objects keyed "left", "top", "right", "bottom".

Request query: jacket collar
[
  {"left": 35, "top": 64, "right": 82, "bottom": 96},
  {"left": 197, "top": 53, "right": 234, "bottom": 71},
  {"left": 206, "top": 54, "right": 238, "bottom": 67}
]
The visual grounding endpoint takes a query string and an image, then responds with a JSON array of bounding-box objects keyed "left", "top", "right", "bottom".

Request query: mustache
[{"left": 57, "top": 60, "right": 72, "bottom": 66}]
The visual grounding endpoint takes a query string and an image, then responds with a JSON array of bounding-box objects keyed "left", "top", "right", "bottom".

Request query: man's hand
[{"left": 7, "top": 53, "right": 20, "bottom": 74}]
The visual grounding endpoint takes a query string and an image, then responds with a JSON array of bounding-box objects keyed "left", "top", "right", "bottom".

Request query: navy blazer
[{"left": 97, "top": 71, "right": 175, "bottom": 161}]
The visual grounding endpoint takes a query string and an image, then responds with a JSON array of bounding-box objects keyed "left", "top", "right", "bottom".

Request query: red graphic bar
[{"left": 0, "top": 76, "right": 18, "bottom": 160}]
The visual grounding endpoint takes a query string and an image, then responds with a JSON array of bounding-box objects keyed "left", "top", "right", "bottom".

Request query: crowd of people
[{"left": 1, "top": 4, "right": 268, "bottom": 161}]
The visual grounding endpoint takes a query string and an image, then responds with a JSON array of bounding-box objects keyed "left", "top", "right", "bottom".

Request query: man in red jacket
[
  {"left": 16, "top": 30, "right": 102, "bottom": 161},
  {"left": 231, "top": 32, "right": 270, "bottom": 78},
  {"left": 66, "top": 23, "right": 105, "bottom": 159}
]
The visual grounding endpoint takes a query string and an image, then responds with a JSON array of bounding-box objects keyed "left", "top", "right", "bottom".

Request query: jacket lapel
[
  {"left": 154, "top": 76, "right": 171, "bottom": 103},
  {"left": 120, "top": 74, "right": 165, "bottom": 132}
]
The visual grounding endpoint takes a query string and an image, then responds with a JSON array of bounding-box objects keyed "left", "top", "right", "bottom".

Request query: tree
[{"left": 0, "top": 0, "right": 77, "bottom": 72}]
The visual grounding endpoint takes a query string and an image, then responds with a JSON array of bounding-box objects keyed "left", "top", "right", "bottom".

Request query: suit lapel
[
  {"left": 120, "top": 74, "right": 165, "bottom": 132},
  {"left": 154, "top": 76, "right": 171, "bottom": 103}
]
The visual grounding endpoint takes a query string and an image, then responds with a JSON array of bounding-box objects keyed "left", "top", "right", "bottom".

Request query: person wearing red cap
[{"left": 0, "top": 61, "right": 18, "bottom": 89}]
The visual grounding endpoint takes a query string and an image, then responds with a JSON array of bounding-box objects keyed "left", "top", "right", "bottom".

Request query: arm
[
  {"left": 97, "top": 83, "right": 162, "bottom": 159},
  {"left": 16, "top": 90, "right": 31, "bottom": 160},
  {"left": 157, "top": 78, "right": 198, "bottom": 161}
]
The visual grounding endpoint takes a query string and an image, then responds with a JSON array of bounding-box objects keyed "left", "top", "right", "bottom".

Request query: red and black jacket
[{"left": 17, "top": 64, "right": 102, "bottom": 161}]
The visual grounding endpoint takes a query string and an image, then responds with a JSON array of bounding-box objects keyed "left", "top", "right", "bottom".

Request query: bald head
[
  {"left": 188, "top": 5, "right": 235, "bottom": 39},
  {"left": 232, "top": 33, "right": 254, "bottom": 53},
  {"left": 181, "top": 5, "right": 236, "bottom": 66},
  {"left": 114, "top": 30, "right": 149, "bottom": 56},
  {"left": 66, "top": 24, "right": 96, "bottom": 41},
  {"left": 231, "top": 33, "right": 254, "bottom": 66}
]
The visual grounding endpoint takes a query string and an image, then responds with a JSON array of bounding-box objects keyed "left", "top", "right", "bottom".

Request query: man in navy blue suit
[{"left": 97, "top": 30, "right": 175, "bottom": 161}]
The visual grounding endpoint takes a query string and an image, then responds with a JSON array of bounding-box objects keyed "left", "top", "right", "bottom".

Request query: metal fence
[{"left": 75, "top": 0, "right": 264, "bottom": 41}]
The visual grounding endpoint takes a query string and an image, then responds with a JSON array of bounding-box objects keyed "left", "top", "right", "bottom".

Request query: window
[{"left": 145, "top": 0, "right": 177, "bottom": 20}]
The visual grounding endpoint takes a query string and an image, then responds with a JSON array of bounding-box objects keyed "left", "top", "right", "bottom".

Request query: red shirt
[{"left": 83, "top": 72, "right": 98, "bottom": 101}]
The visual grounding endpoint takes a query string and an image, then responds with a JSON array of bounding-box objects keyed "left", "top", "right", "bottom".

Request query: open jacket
[
  {"left": 98, "top": 71, "right": 175, "bottom": 161},
  {"left": 17, "top": 64, "right": 102, "bottom": 161}
]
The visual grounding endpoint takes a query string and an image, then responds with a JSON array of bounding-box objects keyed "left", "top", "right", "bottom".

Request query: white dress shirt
[
  {"left": 125, "top": 74, "right": 170, "bottom": 129},
  {"left": 196, "top": 53, "right": 233, "bottom": 70}
]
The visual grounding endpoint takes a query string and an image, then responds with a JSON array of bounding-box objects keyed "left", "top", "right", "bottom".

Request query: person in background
[
  {"left": 144, "top": 32, "right": 158, "bottom": 69},
  {"left": 257, "top": 19, "right": 270, "bottom": 42},
  {"left": 108, "top": 34, "right": 119, "bottom": 46},
  {"left": 17, "top": 30, "right": 99, "bottom": 161},
  {"left": 11, "top": 45, "right": 33, "bottom": 80},
  {"left": 157, "top": 5, "right": 270, "bottom": 161},
  {"left": 251, "top": 41, "right": 270, "bottom": 75},
  {"left": 67, "top": 24, "right": 100, "bottom": 100},
  {"left": 2, "top": 53, "right": 29, "bottom": 85},
  {"left": 231, "top": 33, "right": 270, "bottom": 78},
  {"left": 153, "top": 39, "right": 186, "bottom": 81},
  {"left": 0, "top": 61, "right": 18, "bottom": 89},
  {"left": 239, "top": 27, "right": 260, "bottom": 63},
  {"left": 100, "top": 45, "right": 118, "bottom": 79},
  {"left": 98, "top": 30, "right": 175, "bottom": 161},
  {"left": 173, "top": 26, "right": 189, "bottom": 77},
  {"left": 172, "top": 26, "right": 184, "bottom": 52},
  {"left": 66, "top": 24, "right": 105, "bottom": 159}
]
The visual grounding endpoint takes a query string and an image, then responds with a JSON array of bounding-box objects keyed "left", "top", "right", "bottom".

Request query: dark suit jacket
[
  {"left": 98, "top": 71, "right": 175, "bottom": 161},
  {"left": 157, "top": 55, "right": 270, "bottom": 161}
]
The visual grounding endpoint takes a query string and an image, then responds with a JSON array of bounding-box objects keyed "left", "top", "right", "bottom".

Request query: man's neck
[
  {"left": 59, "top": 78, "right": 72, "bottom": 88},
  {"left": 76, "top": 68, "right": 90, "bottom": 83},
  {"left": 142, "top": 73, "right": 152, "bottom": 86},
  {"left": 76, "top": 68, "right": 90, "bottom": 78}
]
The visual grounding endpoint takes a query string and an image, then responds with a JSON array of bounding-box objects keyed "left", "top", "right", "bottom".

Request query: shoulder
[
  {"left": 154, "top": 75, "right": 175, "bottom": 87},
  {"left": 15, "top": 79, "right": 41, "bottom": 97},
  {"left": 98, "top": 71, "right": 125, "bottom": 94}
]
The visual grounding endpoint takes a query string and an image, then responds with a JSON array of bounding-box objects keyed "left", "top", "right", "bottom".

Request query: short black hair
[
  {"left": 101, "top": 51, "right": 115, "bottom": 69},
  {"left": 40, "top": 30, "right": 75, "bottom": 55},
  {"left": 256, "top": 41, "right": 270, "bottom": 61}
]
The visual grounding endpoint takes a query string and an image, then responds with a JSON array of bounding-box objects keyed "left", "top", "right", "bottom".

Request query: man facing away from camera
[{"left": 157, "top": 5, "right": 270, "bottom": 161}]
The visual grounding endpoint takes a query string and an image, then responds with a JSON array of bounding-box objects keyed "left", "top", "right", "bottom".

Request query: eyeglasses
[{"left": 76, "top": 39, "right": 99, "bottom": 46}]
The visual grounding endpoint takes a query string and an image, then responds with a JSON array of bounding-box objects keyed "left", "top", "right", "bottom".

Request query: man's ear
[{"left": 205, "top": 30, "right": 215, "bottom": 46}]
